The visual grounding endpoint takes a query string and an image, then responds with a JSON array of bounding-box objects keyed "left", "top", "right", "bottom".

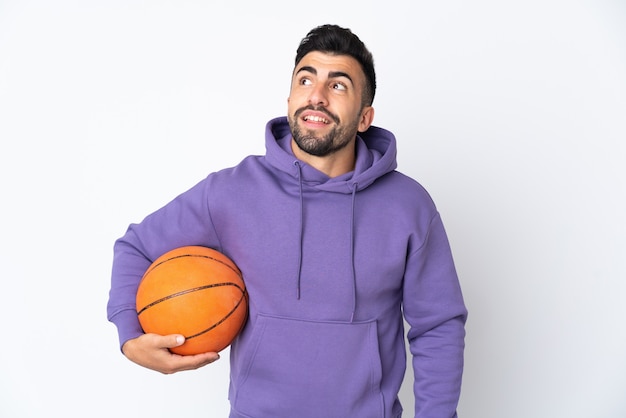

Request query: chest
[{"left": 215, "top": 189, "right": 412, "bottom": 321}]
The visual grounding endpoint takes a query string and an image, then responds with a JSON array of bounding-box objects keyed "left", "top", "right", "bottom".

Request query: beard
[{"left": 288, "top": 106, "right": 360, "bottom": 157}]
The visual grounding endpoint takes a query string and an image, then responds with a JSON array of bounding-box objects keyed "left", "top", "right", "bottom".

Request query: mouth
[
  {"left": 297, "top": 107, "right": 338, "bottom": 127},
  {"left": 303, "top": 114, "right": 330, "bottom": 124}
]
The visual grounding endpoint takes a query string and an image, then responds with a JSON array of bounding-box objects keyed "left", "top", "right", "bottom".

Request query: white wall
[{"left": 1, "top": 1, "right": 624, "bottom": 417}]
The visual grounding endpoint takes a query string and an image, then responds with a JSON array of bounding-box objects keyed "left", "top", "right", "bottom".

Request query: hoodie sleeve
[
  {"left": 106, "top": 176, "right": 220, "bottom": 350},
  {"left": 403, "top": 212, "right": 467, "bottom": 418}
]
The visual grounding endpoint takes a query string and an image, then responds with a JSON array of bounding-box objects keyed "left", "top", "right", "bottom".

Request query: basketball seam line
[
  {"left": 185, "top": 290, "right": 248, "bottom": 340},
  {"left": 144, "top": 253, "right": 243, "bottom": 280},
  {"left": 136, "top": 282, "right": 245, "bottom": 316}
]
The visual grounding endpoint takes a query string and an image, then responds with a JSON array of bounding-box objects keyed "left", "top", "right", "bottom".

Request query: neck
[{"left": 290, "top": 138, "right": 356, "bottom": 178}]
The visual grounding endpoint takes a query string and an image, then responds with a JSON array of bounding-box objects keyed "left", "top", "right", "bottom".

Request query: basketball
[{"left": 136, "top": 246, "right": 248, "bottom": 355}]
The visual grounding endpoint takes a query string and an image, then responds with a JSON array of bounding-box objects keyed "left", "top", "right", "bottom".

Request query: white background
[{"left": 1, "top": 1, "right": 625, "bottom": 417}]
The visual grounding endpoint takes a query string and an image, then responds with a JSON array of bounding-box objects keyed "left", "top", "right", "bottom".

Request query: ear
[{"left": 357, "top": 106, "right": 375, "bottom": 132}]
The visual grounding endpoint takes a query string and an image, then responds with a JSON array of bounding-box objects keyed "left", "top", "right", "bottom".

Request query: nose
[{"left": 308, "top": 83, "right": 328, "bottom": 107}]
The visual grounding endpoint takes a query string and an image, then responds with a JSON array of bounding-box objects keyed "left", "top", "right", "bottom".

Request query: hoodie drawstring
[
  {"left": 349, "top": 183, "right": 358, "bottom": 323},
  {"left": 294, "top": 161, "right": 304, "bottom": 300},
  {"left": 293, "top": 161, "right": 358, "bottom": 323}
]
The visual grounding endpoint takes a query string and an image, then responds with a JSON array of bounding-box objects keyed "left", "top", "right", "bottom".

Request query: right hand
[{"left": 122, "top": 333, "right": 220, "bottom": 374}]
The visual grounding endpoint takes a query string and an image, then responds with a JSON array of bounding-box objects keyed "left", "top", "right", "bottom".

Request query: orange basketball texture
[{"left": 136, "top": 246, "right": 248, "bottom": 355}]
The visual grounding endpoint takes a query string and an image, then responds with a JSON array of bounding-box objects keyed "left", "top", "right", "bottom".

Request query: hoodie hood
[{"left": 265, "top": 116, "right": 398, "bottom": 193}]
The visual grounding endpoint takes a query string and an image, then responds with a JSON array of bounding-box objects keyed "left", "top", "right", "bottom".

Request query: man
[{"left": 108, "top": 24, "right": 467, "bottom": 418}]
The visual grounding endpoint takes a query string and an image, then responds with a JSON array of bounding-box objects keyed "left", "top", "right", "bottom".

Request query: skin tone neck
[
  {"left": 287, "top": 51, "right": 375, "bottom": 178},
  {"left": 291, "top": 137, "right": 355, "bottom": 178}
]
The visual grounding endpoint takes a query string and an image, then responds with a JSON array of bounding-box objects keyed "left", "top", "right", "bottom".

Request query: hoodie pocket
[{"left": 232, "top": 314, "right": 384, "bottom": 418}]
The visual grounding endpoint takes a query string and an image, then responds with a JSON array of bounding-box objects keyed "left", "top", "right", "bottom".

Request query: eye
[
  {"left": 300, "top": 78, "right": 312, "bottom": 86},
  {"left": 331, "top": 82, "right": 347, "bottom": 91}
]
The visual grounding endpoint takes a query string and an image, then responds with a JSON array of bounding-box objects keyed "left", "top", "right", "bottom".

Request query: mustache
[{"left": 294, "top": 105, "right": 340, "bottom": 124}]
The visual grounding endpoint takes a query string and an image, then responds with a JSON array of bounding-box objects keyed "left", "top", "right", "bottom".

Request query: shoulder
[
  {"left": 374, "top": 170, "right": 437, "bottom": 209},
  {"left": 201, "top": 155, "right": 277, "bottom": 198},
  {"left": 207, "top": 155, "right": 268, "bottom": 181}
]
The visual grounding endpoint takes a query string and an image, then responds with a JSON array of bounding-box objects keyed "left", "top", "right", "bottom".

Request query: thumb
[{"left": 164, "top": 334, "right": 185, "bottom": 348}]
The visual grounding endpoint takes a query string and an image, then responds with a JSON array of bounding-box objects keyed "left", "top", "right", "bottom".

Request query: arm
[
  {"left": 403, "top": 213, "right": 467, "bottom": 418},
  {"left": 107, "top": 177, "right": 221, "bottom": 372}
]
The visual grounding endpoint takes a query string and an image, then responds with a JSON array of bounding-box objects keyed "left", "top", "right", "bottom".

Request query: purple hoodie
[{"left": 107, "top": 117, "right": 467, "bottom": 418}]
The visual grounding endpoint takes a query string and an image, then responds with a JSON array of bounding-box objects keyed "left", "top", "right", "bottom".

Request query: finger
[
  {"left": 194, "top": 351, "right": 220, "bottom": 365},
  {"left": 160, "top": 334, "right": 219, "bottom": 362},
  {"left": 175, "top": 350, "right": 220, "bottom": 364},
  {"left": 161, "top": 334, "right": 186, "bottom": 349},
  {"left": 169, "top": 351, "right": 220, "bottom": 373}
]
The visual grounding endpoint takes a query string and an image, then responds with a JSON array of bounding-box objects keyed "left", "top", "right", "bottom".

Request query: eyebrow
[{"left": 296, "top": 66, "right": 354, "bottom": 85}]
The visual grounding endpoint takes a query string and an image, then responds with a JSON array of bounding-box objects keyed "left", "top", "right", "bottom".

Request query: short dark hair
[{"left": 295, "top": 24, "right": 376, "bottom": 107}]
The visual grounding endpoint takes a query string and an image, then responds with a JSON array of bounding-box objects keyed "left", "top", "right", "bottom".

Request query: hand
[{"left": 122, "top": 333, "right": 220, "bottom": 374}]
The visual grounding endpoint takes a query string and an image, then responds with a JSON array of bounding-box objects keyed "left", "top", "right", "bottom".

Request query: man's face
[{"left": 287, "top": 51, "right": 372, "bottom": 157}]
